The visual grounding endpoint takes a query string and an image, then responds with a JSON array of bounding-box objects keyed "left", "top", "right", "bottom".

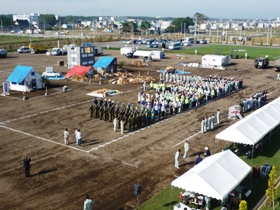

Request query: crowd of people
[
  {"left": 138, "top": 74, "right": 243, "bottom": 115},
  {"left": 238, "top": 90, "right": 268, "bottom": 113}
]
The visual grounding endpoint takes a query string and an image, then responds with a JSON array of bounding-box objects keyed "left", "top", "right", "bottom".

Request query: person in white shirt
[
  {"left": 120, "top": 119, "right": 125, "bottom": 135},
  {"left": 174, "top": 149, "right": 181, "bottom": 168},
  {"left": 64, "top": 128, "right": 69, "bottom": 145},
  {"left": 75, "top": 128, "right": 78, "bottom": 145},
  {"left": 113, "top": 117, "right": 118, "bottom": 132},
  {"left": 183, "top": 141, "right": 189, "bottom": 158},
  {"left": 76, "top": 129, "right": 82, "bottom": 147},
  {"left": 84, "top": 194, "right": 94, "bottom": 210}
]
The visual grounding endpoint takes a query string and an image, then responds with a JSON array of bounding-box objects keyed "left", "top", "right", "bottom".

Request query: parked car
[
  {"left": 199, "top": 40, "right": 207, "bottom": 44},
  {"left": 17, "top": 46, "right": 31, "bottom": 53},
  {"left": 42, "top": 67, "right": 62, "bottom": 77},
  {"left": 146, "top": 43, "right": 158, "bottom": 48},
  {"left": 51, "top": 48, "right": 67, "bottom": 56},
  {"left": 136, "top": 40, "right": 143, "bottom": 44},
  {"left": 182, "top": 41, "right": 192, "bottom": 46}
]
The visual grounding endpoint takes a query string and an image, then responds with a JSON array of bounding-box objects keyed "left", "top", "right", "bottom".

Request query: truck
[
  {"left": 132, "top": 50, "right": 165, "bottom": 60},
  {"left": 120, "top": 47, "right": 136, "bottom": 57},
  {"left": 95, "top": 47, "right": 103, "bottom": 56},
  {"left": 0, "top": 49, "right": 8, "bottom": 58},
  {"left": 29, "top": 44, "right": 47, "bottom": 54}
]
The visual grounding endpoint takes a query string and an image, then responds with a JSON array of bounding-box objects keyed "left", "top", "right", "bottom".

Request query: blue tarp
[
  {"left": 93, "top": 56, "right": 114, "bottom": 69},
  {"left": 6, "top": 65, "right": 33, "bottom": 83}
]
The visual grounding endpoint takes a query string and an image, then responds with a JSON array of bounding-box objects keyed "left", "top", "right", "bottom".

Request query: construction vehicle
[
  {"left": 0, "top": 49, "right": 8, "bottom": 58},
  {"left": 254, "top": 57, "right": 269, "bottom": 69},
  {"left": 29, "top": 44, "right": 48, "bottom": 54}
]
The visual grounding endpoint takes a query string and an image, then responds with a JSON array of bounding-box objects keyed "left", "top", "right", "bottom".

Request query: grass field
[
  {"left": 166, "top": 45, "right": 280, "bottom": 60},
  {"left": 139, "top": 127, "right": 280, "bottom": 210}
]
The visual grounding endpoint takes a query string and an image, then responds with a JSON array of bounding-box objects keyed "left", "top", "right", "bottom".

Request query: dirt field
[{"left": 0, "top": 50, "right": 279, "bottom": 210}]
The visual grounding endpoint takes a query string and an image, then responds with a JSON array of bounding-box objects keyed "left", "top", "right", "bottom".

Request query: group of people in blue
[{"left": 239, "top": 90, "right": 268, "bottom": 113}]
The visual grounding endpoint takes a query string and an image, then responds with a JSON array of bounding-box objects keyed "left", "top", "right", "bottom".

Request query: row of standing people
[{"left": 201, "top": 109, "right": 220, "bottom": 134}]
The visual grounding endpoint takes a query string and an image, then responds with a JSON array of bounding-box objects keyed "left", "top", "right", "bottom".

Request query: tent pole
[
  {"left": 168, "top": 186, "right": 173, "bottom": 210},
  {"left": 269, "top": 131, "right": 272, "bottom": 148}
]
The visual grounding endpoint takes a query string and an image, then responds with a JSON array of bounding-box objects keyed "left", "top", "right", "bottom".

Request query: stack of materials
[
  {"left": 109, "top": 72, "right": 155, "bottom": 85},
  {"left": 131, "top": 60, "right": 149, "bottom": 66}
]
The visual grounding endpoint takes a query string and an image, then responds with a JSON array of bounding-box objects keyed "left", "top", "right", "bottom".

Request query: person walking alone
[
  {"left": 23, "top": 156, "right": 31, "bottom": 177},
  {"left": 64, "top": 128, "right": 69, "bottom": 145},
  {"left": 175, "top": 149, "right": 181, "bottom": 168},
  {"left": 84, "top": 194, "right": 94, "bottom": 210}
]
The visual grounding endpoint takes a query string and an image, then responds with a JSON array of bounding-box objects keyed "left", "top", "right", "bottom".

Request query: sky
[{"left": 1, "top": 0, "right": 279, "bottom": 20}]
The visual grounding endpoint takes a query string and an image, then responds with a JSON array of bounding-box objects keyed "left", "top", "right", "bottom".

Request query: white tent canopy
[
  {"left": 171, "top": 150, "right": 251, "bottom": 201},
  {"left": 215, "top": 97, "right": 280, "bottom": 145}
]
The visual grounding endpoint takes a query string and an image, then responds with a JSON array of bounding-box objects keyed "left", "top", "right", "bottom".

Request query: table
[{"left": 173, "top": 202, "right": 193, "bottom": 210}]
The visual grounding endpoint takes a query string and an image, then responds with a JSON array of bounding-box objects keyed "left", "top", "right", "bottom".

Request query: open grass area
[
  {"left": 138, "top": 126, "right": 280, "bottom": 210},
  {"left": 166, "top": 45, "right": 280, "bottom": 60}
]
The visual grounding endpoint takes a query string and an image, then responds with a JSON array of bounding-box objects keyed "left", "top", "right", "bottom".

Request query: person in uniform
[
  {"left": 104, "top": 106, "right": 109, "bottom": 121},
  {"left": 183, "top": 140, "right": 189, "bottom": 158},
  {"left": 89, "top": 104, "right": 94, "bottom": 118},
  {"left": 211, "top": 114, "right": 215, "bottom": 130},
  {"left": 95, "top": 103, "right": 100, "bottom": 119},
  {"left": 217, "top": 109, "right": 220, "bottom": 124},
  {"left": 99, "top": 105, "right": 104, "bottom": 120},
  {"left": 201, "top": 118, "right": 205, "bottom": 134},
  {"left": 175, "top": 149, "right": 181, "bottom": 168}
]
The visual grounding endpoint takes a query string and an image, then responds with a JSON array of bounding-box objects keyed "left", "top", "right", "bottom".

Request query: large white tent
[
  {"left": 171, "top": 150, "right": 251, "bottom": 201},
  {"left": 215, "top": 97, "right": 280, "bottom": 145}
]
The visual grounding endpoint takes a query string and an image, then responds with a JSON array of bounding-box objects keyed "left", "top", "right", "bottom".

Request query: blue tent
[
  {"left": 93, "top": 56, "right": 117, "bottom": 73},
  {"left": 6, "top": 65, "right": 33, "bottom": 83}
]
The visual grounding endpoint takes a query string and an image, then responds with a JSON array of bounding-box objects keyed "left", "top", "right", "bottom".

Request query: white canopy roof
[
  {"left": 215, "top": 97, "right": 280, "bottom": 145},
  {"left": 171, "top": 150, "right": 251, "bottom": 201}
]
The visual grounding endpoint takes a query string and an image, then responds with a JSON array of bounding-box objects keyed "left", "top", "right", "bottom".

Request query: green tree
[
  {"left": 266, "top": 165, "right": 277, "bottom": 208},
  {"left": 239, "top": 200, "right": 248, "bottom": 210},
  {"left": 140, "top": 21, "right": 151, "bottom": 36},
  {"left": 164, "top": 17, "right": 194, "bottom": 33},
  {"left": 40, "top": 14, "right": 57, "bottom": 26},
  {"left": 193, "top": 12, "right": 208, "bottom": 35},
  {"left": 0, "top": 15, "right": 13, "bottom": 26}
]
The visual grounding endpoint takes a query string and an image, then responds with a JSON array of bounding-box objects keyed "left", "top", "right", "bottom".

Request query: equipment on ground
[
  {"left": 231, "top": 49, "right": 247, "bottom": 59},
  {"left": 254, "top": 57, "right": 269, "bottom": 69},
  {"left": 274, "top": 58, "right": 280, "bottom": 71}
]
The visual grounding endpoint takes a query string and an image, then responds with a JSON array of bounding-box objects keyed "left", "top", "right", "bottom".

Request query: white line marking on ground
[
  {"left": 0, "top": 99, "right": 93, "bottom": 124},
  {"left": 0, "top": 125, "right": 87, "bottom": 153},
  {"left": 172, "top": 131, "right": 201, "bottom": 148}
]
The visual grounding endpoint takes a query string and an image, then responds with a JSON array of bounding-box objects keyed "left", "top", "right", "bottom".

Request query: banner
[{"left": 3, "top": 82, "right": 9, "bottom": 95}]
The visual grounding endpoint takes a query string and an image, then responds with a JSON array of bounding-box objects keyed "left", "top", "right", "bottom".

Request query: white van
[
  {"left": 168, "top": 42, "right": 181, "bottom": 50},
  {"left": 183, "top": 37, "right": 194, "bottom": 43}
]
